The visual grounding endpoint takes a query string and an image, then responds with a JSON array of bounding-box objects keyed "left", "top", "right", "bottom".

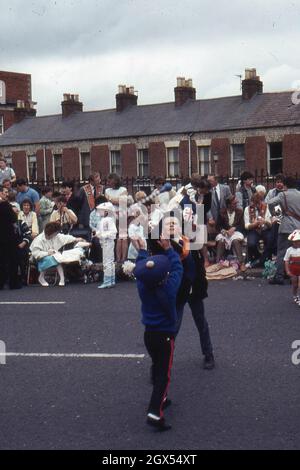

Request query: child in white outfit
[
  {"left": 284, "top": 229, "right": 300, "bottom": 306},
  {"left": 96, "top": 202, "right": 117, "bottom": 288}
]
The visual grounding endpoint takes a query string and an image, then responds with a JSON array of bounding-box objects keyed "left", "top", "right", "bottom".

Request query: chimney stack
[
  {"left": 14, "top": 100, "right": 37, "bottom": 123},
  {"left": 174, "top": 77, "right": 196, "bottom": 106},
  {"left": 61, "top": 93, "right": 83, "bottom": 118},
  {"left": 242, "top": 68, "right": 263, "bottom": 100},
  {"left": 116, "top": 85, "right": 138, "bottom": 112}
]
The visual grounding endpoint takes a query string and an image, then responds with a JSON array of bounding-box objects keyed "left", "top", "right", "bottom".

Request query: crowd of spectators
[{"left": 0, "top": 154, "right": 300, "bottom": 292}]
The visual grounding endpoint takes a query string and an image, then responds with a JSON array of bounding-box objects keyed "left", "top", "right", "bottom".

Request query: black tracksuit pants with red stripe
[{"left": 144, "top": 330, "right": 175, "bottom": 418}]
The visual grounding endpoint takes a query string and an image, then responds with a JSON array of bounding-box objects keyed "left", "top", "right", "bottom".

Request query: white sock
[
  {"left": 38, "top": 272, "right": 49, "bottom": 287},
  {"left": 57, "top": 265, "right": 65, "bottom": 285}
]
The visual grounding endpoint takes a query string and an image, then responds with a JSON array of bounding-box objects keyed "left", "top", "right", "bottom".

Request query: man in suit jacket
[
  {"left": 268, "top": 176, "right": 300, "bottom": 284},
  {"left": 207, "top": 175, "right": 232, "bottom": 228}
]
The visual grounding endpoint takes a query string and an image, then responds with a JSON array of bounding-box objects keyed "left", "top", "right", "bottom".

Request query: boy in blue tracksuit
[{"left": 133, "top": 238, "right": 183, "bottom": 431}]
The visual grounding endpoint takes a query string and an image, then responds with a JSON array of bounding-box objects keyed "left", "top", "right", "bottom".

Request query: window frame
[
  {"left": 268, "top": 142, "right": 283, "bottom": 176},
  {"left": 166, "top": 147, "right": 179, "bottom": 178},
  {"left": 197, "top": 146, "right": 211, "bottom": 176},
  {"left": 53, "top": 153, "right": 63, "bottom": 182},
  {"left": 27, "top": 154, "right": 37, "bottom": 182},
  {"left": 110, "top": 150, "right": 122, "bottom": 175},
  {"left": 231, "top": 144, "right": 246, "bottom": 178},
  {"left": 137, "top": 148, "right": 149, "bottom": 177},
  {"left": 80, "top": 151, "right": 91, "bottom": 181},
  {"left": 0, "top": 115, "right": 4, "bottom": 135}
]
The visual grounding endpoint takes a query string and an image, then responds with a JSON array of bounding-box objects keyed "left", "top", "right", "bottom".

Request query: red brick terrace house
[{"left": 0, "top": 68, "right": 299, "bottom": 184}]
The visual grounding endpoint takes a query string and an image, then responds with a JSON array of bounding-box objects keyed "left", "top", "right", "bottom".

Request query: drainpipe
[
  {"left": 43, "top": 145, "right": 47, "bottom": 183},
  {"left": 188, "top": 133, "right": 194, "bottom": 178}
]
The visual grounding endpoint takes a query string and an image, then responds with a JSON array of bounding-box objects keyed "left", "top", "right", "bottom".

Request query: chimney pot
[
  {"left": 116, "top": 84, "right": 138, "bottom": 112},
  {"left": 174, "top": 77, "right": 196, "bottom": 106},
  {"left": 61, "top": 93, "right": 83, "bottom": 117},
  {"left": 242, "top": 68, "right": 263, "bottom": 100}
]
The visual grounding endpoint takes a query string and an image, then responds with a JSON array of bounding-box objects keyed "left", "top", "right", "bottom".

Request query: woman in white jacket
[
  {"left": 96, "top": 202, "right": 117, "bottom": 289},
  {"left": 30, "top": 222, "right": 84, "bottom": 286}
]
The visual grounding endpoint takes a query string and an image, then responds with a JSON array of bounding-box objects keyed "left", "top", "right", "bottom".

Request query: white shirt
[
  {"left": 284, "top": 246, "right": 300, "bottom": 262},
  {"left": 96, "top": 216, "right": 117, "bottom": 240}
]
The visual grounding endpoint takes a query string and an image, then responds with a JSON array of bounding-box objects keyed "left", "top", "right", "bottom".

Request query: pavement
[{"left": 0, "top": 277, "right": 300, "bottom": 450}]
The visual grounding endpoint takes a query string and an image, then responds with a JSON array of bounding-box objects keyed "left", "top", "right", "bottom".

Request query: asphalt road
[{"left": 0, "top": 278, "right": 299, "bottom": 450}]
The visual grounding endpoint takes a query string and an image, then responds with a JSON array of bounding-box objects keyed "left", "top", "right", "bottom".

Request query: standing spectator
[
  {"left": 244, "top": 193, "right": 273, "bottom": 267},
  {"left": 11, "top": 202, "right": 32, "bottom": 285},
  {"left": 105, "top": 173, "right": 127, "bottom": 263},
  {"left": 89, "top": 195, "right": 107, "bottom": 263},
  {"left": 284, "top": 229, "right": 300, "bottom": 306},
  {"left": 39, "top": 187, "right": 55, "bottom": 231},
  {"left": 18, "top": 199, "right": 39, "bottom": 239},
  {"left": 0, "top": 187, "right": 21, "bottom": 289},
  {"left": 0, "top": 157, "right": 16, "bottom": 184},
  {"left": 75, "top": 173, "right": 103, "bottom": 236},
  {"left": 265, "top": 174, "right": 285, "bottom": 203},
  {"left": 268, "top": 176, "right": 300, "bottom": 285},
  {"left": 2, "top": 178, "right": 17, "bottom": 197},
  {"left": 96, "top": 202, "right": 117, "bottom": 289},
  {"left": 207, "top": 174, "right": 232, "bottom": 228},
  {"left": 16, "top": 178, "right": 40, "bottom": 215},
  {"left": 236, "top": 171, "right": 256, "bottom": 211}
]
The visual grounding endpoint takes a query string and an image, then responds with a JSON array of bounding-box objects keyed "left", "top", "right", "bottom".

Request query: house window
[
  {"left": 167, "top": 147, "right": 179, "bottom": 177},
  {"left": 198, "top": 146, "right": 211, "bottom": 176},
  {"left": 268, "top": 142, "right": 283, "bottom": 175},
  {"left": 138, "top": 149, "right": 149, "bottom": 177},
  {"left": 27, "top": 155, "right": 37, "bottom": 181},
  {"left": 80, "top": 152, "right": 91, "bottom": 181},
  {"left": 5, "top": 155, "right": 12, "bottom": 167},
  {"left": 0, "top": 115, "right": 4, "bottom": 135},
  {"left": 53, "top": 154, "right": 63, "bottom": 181},
  {"left": 231, "top": 144, "right": 245, "bottom": 177},
  {"left": 110, "top": 150, "right": 121, "bottom": 175}
]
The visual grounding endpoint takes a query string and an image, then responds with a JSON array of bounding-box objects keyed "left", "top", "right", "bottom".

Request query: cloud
[{"left": 1, "top": 0, "right": 300, "bottom": 114}]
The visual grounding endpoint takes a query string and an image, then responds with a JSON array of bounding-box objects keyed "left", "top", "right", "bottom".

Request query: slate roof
[{"left": 0, "top": 91, "right": 300, "bottom": 147}]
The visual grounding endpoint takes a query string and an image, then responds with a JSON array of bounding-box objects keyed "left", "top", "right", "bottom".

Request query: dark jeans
[
  {"left": 0, "top": 242, "right": 20, "bottom": 289},
  {"left": 275, "top": 233, "right": 291, "bottom": 279},
  {"left": 144, "top": 331, "right": 175, "bottom": 418},
  {"left": 247, "top": 229, "right": 273, "bottom": 263},
  {"left": 176, "top": 297, "right": 213, "bottom": 357}
]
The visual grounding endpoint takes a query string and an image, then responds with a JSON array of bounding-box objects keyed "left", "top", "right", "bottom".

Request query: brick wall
[
  {"left": 0, "top": 71, "right": 31, "bottom": 103},
  {"left": 149, "top": 142, "right": 166, "bottom": 177},
  {"left": 1, "top": 110, "right": 15, "bottom": 131},
  {"left": 62, "top": 147, "right": 80, "bottom": 179},
  {"left": 121, "top": 143, "right": 137, "bottom": 177},
  {"left": 245, "top": 136, "right": 267, "bottom": 173},
  {"left": 211, "top": 138, "right": 230, "bottom": 175},
  {"left": 92, "top": 145, "right": 110, "bottom": 177},
  {"left": 179, "top": 141, "right": 189, "bottom": 177},
  {"left": 283, "top": 134, "right": 300, "bottom": 174}
]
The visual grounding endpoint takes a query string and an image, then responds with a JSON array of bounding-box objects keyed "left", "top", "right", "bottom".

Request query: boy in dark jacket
[{"left": 133, "top": 237, "right": 183, "bottom": 431}]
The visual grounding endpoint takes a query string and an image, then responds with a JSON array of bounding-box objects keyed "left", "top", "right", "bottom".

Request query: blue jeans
[{"left": 176, "top": 298, "right": 213, "bottom": 357}]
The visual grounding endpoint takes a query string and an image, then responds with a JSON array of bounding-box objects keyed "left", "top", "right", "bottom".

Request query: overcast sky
[{"left": 1, "top": 0, "right": 300, "bottom": 115}]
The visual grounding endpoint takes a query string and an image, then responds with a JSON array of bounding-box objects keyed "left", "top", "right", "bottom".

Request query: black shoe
[
  {"left": 269, "top": 277, "right": 284, "bottom": 285},
  {"left": 162, "top": 398, "right": 172, "bottom": 410},
  {"left": 147, "top": 416, "right": 172, "bottom": 432},
  {"left": 203, "top": 354, "right": 215, "bottom": 370}
]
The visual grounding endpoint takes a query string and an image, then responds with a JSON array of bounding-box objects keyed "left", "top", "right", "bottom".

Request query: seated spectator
[
  {"left": 19, "top": 199, "right": 39, "bottom": 239},
  {"left": 39, "top": 187, "right": 55, "bottom": 232},
  {"left": 236, "top": 171, "right": 256, "bottom": 210},
  {"left": 0, "top": 158, "right": 16, "bottom": 184},
  {"left": 50, "top": 195, "right": 78, "bottom": 233},
  {"left": 30, "top": 222, "right": 84, "bottom": 287},
  {"left": 11, "top": 202, "right": 32, "bottom": 285},
  {"left": 255, "top": 185, "right": 267, "bottom": 200},
  {"left": 215, "top": 195, "right": 246, "bottom": 271},
  {"left": 244, "top": 193, "right": 273, "bottom": 267},
  {"left": 16, "top": 178, "right": 40, "bottom": 215}
]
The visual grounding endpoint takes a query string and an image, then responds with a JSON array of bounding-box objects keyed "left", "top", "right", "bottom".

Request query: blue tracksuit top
[{"left": 136, "top": 248, "right": 183, "bottom": 333}]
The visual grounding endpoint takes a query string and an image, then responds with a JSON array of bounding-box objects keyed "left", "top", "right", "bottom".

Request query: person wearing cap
[
  {"left": 96, "top": 202, "right": 117, "bottom": 289},
  {"left": 133, "top": 237, "right": 183, "bottom": 432},
  {"left": 284, "top": 230, "right": 300, "bottom": 306}
]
